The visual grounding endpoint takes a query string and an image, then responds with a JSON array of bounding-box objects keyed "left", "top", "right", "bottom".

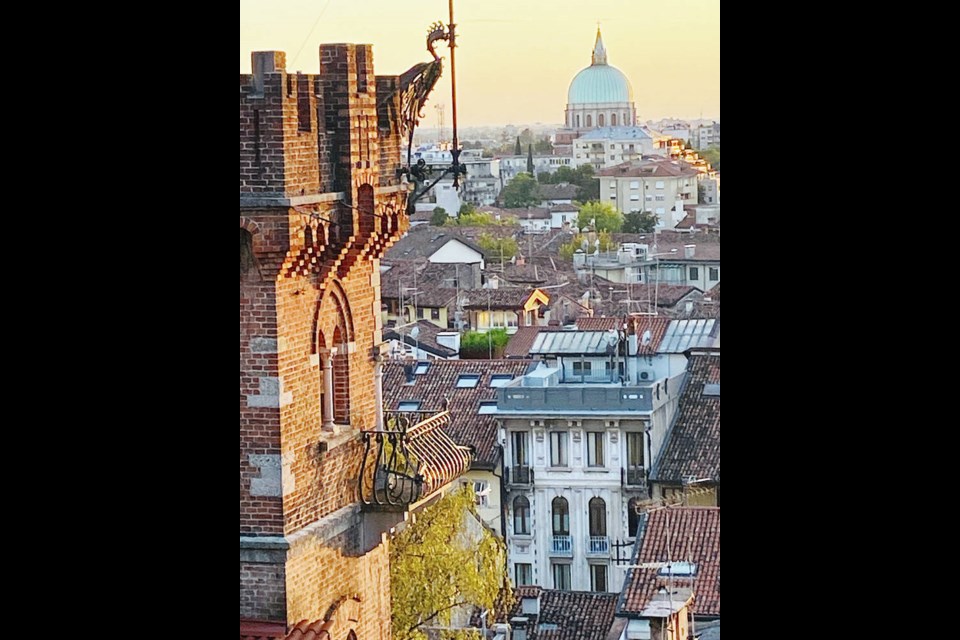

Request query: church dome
[{"left": 567, "top": 29, "right": 634, "bottom": 105}]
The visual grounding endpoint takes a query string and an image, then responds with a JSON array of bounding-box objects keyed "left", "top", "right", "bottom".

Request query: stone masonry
[{"left": 240, "top": 43, "right": 409, "bottom": 637}]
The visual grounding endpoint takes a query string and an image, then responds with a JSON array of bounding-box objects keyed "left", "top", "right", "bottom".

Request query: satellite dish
[
  {"left": 641, "top": 329, "right": 652, "bottom": 346},
  {"left": 410, "top": 326, "right": 421, "bottom": 340}
]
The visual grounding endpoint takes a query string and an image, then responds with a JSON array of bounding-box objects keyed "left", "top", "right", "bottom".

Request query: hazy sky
[{"left": 240, "top": 0, "right": 719, "bottom": 127}]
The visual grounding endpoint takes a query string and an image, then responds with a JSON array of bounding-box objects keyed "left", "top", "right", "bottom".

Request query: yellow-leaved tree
[{"left": 391, "top": 485, "right": 513, "bottom": 640}]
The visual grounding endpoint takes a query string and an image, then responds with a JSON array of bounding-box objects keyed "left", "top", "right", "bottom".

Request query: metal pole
[{"left": 448, "top": 0, "right": 461, "bottom": 188}]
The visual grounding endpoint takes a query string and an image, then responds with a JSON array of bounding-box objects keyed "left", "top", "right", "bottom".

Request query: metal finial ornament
[{"left": 392, "top": 0, "right": 466, "bottom": 214}]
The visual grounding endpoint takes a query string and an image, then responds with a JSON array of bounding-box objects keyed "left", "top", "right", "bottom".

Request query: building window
[
  {"left": 431, "top": 307, "right": 440, "bottom": 320},
  {"left": 598, "top": 114, "right": 605, "bottom": 127},
  {"left": 587, "top": 433, "right": 605, "bottom": 467},
  {"left": 655, "top": 181, "right": 664, "bottom": 189},
  {"left": 572, "top": 361, "right": 592, "bottom": 377},
  {"left": 645, "top": 194, "right": 653, "bottom": 201},
  {"left": 590, "top": 563, "right": 608, "bottom": 592},
  {"left": 398, "top": 400, "right": 421, "bottom": 411},
  {"left": 514, "top": 496, "right": 530, "bottom": 534},
  {"left": 552, "top": 562, "right": 571, "bottom": 590},
  {"left": 630, "top": 195, "right": 639, "bottom": 201},
  {"left": 415, "top": 361, "right": 430, "bottom": 375},
  {"left": 609, "top": 182, "right": 616, "bottom": 189},
  {"left": 576, "top": 115, "right": 580, "bottom": 127},
  {"left": 630, "top": 181, "right": 639, "bottom": 189},
  {"left": 689, "top": 267, "right": 699, "bottom": 281},
  {"left": 516, "top": 563, "right": 533, "bottom": 586},
  {"left": 552, "top": 496, "right": 570, "bottom": 535},
  {"left": 456, "top": 374, "right": 481, "bottom": 388},
  {"left": 627, "top": 432, "right": 644, "bottom": 469},
  {"left": 473, "top": 480, "right": 489, "bottom": 506},
  {"left": 709, "top": 267, "right": 719, "bottom": 281},
  {"left": 513, "top": 495, "right": 531, "bottom": 533},
  {"left": 550, "top": 432, "right": 569, "bottom": 467},
  {"left": 416, "top": 307, "right": 425, "bottom": 319},
  {"left": 655, "top": 195, "right": 665, "bottom": 201},
  {"left": 627, "top": 497, "right": 641, "bottom": 538},
  {"left": 604, "top": 361, "right": 624, "bottom": 377},
  {"left": 589, "top": 497, "right": 606, "bottom": 537},
  {"left": 478, "top": 401, "right": 497, "bottom": 414},
  {"left": 513, "top": 431, "right": 529, "bottom": 466},
  {"left": 611, "top": 113, "right": 617, "bottom": 126},
  {"left": 586, "top": 115, "right": 592, "bottom": 127}
]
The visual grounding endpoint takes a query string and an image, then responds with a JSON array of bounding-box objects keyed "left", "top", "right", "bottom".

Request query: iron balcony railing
[
  {"left": 358, "top": 410, "right": 472, "bottom": 510},
  {"left": 551, "top": 535, "right": 573, "bottom": 556},
  {"left": 509, "top": 465, "right": 533, "bottom": 486},
  {"left": 625, "top": 466, "right": 646, "bottom": 486},
  {"left": 587, "top": 536, "right": 609, "bottom": 555}
]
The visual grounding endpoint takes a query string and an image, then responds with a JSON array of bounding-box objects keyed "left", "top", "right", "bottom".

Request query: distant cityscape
[{"left": 241, "top": 21, "right": 718, "bottom": 640}]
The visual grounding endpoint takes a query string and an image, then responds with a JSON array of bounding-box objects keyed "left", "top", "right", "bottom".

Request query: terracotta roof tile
[
  {"left": 619, "top": 507, "right": 720, "bottom": 617},
  {"left": 652, "top": 351, "right": 720, "bottom": 483},
  {"left": 539, "top": 184, "right": 579, "bottom": 200},
  {"left": 381, "top": 359, "right": 535, "bottom": 466},
  {"left": 462, "top": 288, "right": 547, "bottom": 309},
  {"left": 504, "top": 326, "right": 566, "bottom": 358},
  {"left": 498, "top": 587, "right": 618, "bottom": 640},
  {"left": 596, "top": 158, "right": 700, "bottom": 179}
]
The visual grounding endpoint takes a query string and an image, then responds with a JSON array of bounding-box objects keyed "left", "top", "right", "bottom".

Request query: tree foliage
[
  {"left": 431, "top": 207, "right": 449, "bottom": 226},
  {"left": 577, "top": 201, "right": 624, "bottom": 233},
  {"left": 559, "top": 231, "right": 615, "bottom": 259},
  {"left": 391, "top": 486, "right": 511, "bottom": 640},
  {"left": 700, "top": 145, "right": 720, "bottom": 171},
  {"left": 500, "top": 173, "right": 541, "bottom": 208},
  {"left": 476, "top": 233, "right": 518, "bottom": 259},
  {"left": 538, "top": 164, "right": 599, "bottom": 201},
  {"left": 455, "top": 211, "right": 518, "bottom": 227},
  {"left": 623, "top": 210, "right": 658, "bottom": 233}
]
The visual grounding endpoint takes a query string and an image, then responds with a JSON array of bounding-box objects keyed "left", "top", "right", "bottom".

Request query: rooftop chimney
[
  {"left": 683, "top": 244, "right": 695, "bottom": 259},
  {"left": 436, "top": 332, "right": 461, "bottom": 353}
]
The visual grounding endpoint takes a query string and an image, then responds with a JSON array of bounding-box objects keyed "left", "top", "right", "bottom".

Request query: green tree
[
  {"left": 461, "top": 328, "right": 511, "bottom": 358},
  {"left": 459, "top": 202, "right": 477, "bottom": 218},
  {"left": 534, "top": 136, "right": 553, "bottom": 154},
  {"left": 500, "top": 173, "right": 541, "bottom": 208},
  {"left": 700, "top": 145, "right": 720, "bottom": 171},
  {"left": 623, "top": 210, "right": 658, "bottom": 233},
  {"left": 573, "top": 164, "right": 600, "bottom": 201},
  {"left": 577, "top": 201, "right": 624, "bottom": 233},
  {"left": 476, "top": 232, "right": 518, "bottom": 260},
  {"left": 431, "top": 207, "right": 448, "bottom": 226},
  {"left": 514, "top": 136, "right": 521, "bottom": 155},
  {"left": 526, "top": 144, "right": 534, "bottom": 175},
  {"left": 391, "top": 485, "right": 511, "bottom": 640}
]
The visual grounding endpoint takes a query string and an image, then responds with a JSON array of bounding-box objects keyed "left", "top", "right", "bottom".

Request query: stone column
[
  {"left": 321, "top": 350, "right": 336, "bottom": 432},
  {"left": 373, "top": 356, "right": 385, "bottom": 430}
]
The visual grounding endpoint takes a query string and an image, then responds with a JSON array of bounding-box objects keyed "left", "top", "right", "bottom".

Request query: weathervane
[{"left": 393, "top": 0, "right": 466, "bottom": 214}]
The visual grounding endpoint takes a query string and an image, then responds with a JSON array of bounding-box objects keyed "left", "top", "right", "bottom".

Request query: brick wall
[{"left": 241, "top": 42, "right": 411, "bottom": 635}]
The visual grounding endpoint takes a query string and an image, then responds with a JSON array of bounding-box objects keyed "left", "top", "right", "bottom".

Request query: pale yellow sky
[{"left": 240, "top": 0, "right": 719, "bottom": 127}]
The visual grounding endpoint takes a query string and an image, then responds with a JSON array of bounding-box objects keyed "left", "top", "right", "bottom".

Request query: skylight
[
  {"left": 456, "top": 374, "right": 481, "bottom": 388},
  {"left": 478, "top": 401, "right": 497, "bottom": 414},
  {"left": 415, "top": 361, "right": 431, "bottom": 375},
  {"left": 703, "top": 383, "right": 720, "bottom": 397},
  {"left": 658, "top": 562, "right": 697, "bottom": 577},
  {"left": 489, "top": 374, "right": 514, "bottom": 388},
  {"left": 398, "top": 400, "right": 422, "bottom": 411}
]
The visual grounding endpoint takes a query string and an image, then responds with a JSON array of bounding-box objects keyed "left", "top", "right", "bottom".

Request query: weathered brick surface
[{"left": 241, "top": 43, "right": 411, "bottom": 635}]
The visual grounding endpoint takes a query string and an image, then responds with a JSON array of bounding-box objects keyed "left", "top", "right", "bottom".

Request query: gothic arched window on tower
[
  {"left": 598, "top": 114, "right": 604, "bottom": 127},
  {"left": 576, "top": 115, "right": 581, "bottom": 128},
  {"left": 586, "top": 115, "right": 592, "bottom": 127},
  {"left": 240, "top": 228, "right": 256, "bottom": 280},
  {"left": 611, "top": 113, "right": 617, "bottom": 126}
]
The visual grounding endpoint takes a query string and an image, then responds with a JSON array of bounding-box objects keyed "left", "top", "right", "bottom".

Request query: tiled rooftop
[
  {"left": 503, "top": 325, "right": 566, "bottom": 358},
  {"left": 651, "top": 350, "right": 720, "bottom": 483},
  {"left": 461, "top": 287, "right": 546, "bottom": 309},
  {"left": 539, "top": 183, "right": 579, "bottom": 200},
  {"left": 619, "top": 507, "right": 720, "bottom": 617},
  {"left": 500, "top": 586, "right": 618, "bottom": 640},
  {"left": 383, "top": 319, "right": 459, "bottom": 358},
  {"left": 381, "top": 359, "right": 534, "bottom": 466},
  {"left": 597, "top": 158, "right": 700, "bottom": 179}
]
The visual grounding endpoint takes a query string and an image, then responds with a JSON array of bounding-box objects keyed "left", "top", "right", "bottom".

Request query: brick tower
[{"left": 240, "top": 45, "right": 409, "bottom": 638}]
